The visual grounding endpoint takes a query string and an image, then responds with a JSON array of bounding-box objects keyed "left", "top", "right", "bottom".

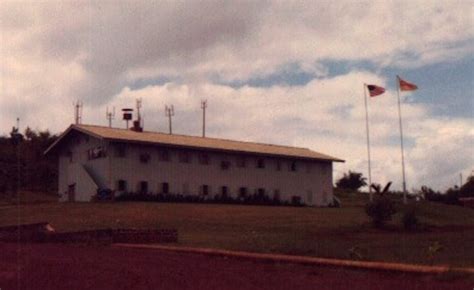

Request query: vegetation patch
[{"left": 1, "top": 191, "right": 473, "bottom": 267}]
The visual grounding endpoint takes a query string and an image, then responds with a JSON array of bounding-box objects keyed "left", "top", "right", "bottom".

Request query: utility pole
[
  {"left": 15, "top": 117, "right": 20, "bottom": 196},
  {"left": 201, "top": 100, "right": 207, "bottom": 137},
  {"left": 460, "top": 173, "right": 463, "bottom": 188},
  {"left": 73, "top": 101, "right": 83, "bottom": 124},
  {"left": 15, "top": 117, "right": 21, "bottom": 290},
  {"left": 106, "top": 107, "right": 115, "bottom": 128},
  {"left": 165, "top": 105, "right": 174, "bottom": 134}
]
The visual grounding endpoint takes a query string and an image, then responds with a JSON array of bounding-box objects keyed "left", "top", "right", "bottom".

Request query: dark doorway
[
  {"left": 67, "top": 184, "right": 76, "bottom": 202},
  {"left": 162, "top": 182, "right": 169, "bottom": 194},
  {"left": 139, "top": 181, "right": 148, "bottom": 194}
]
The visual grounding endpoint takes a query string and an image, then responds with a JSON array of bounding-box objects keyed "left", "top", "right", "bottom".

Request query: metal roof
[{"left": 45, "top": 124, "right": 344, "bottom": 162}]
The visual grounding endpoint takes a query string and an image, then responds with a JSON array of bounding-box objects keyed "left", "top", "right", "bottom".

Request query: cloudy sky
[{"left": 1, "top": 1, "right": 472, "bottom": 191}]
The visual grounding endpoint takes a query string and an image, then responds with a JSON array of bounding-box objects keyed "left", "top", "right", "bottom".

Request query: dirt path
[{"left": 0, "top": 243, "right": 471, "bottom": 290}]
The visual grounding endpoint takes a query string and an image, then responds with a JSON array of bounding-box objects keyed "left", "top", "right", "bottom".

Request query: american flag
[{"left": 367, "top": 84, "right": 386, "bottom": 97}]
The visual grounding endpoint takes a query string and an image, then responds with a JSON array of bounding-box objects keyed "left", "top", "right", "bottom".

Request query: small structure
[{"left": 44, "top": 124, "right": 343, "bottom": 206}]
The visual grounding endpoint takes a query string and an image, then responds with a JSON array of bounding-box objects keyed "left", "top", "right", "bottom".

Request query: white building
[{"left": 45, "top": 124, "right": 343, "bottom": 206}]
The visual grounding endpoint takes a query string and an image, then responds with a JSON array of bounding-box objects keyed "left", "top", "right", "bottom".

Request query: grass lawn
[{"left": 1, "top": 191, "right": 473, "bottom": 267}]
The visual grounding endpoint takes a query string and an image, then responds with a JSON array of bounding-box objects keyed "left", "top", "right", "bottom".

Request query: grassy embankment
[{"left": 0, "top": 191, "right": 473, "bottom": 267}]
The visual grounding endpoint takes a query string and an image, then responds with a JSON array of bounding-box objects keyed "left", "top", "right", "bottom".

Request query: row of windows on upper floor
[
  {"left": 67, "top": 145, "right": 316, "bottom": 173},
  {"left": 115, "top": 145, "right": 316, "bottom": 173}
]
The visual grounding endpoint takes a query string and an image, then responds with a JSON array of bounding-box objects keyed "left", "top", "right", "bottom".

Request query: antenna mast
[
  {"left": 106, "top": 107, "right": 115, "bottom": 128},
  {"left": 201, "top": 100, "right": 207, "bottom": 137},
  {"left": 73, "top": 101, "right": 83, "bottom": 124},
  {"left": 136, "top": 98, "right": 142, "bottom": 127},
  {"left": 165, "top": 105, "right": 174, "bottom": 134}
]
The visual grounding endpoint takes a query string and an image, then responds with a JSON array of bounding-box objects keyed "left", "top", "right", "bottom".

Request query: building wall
[
  {"left": 57, "top": 133, "right": 109, "bottom": 202},
  {"left": 109, "top": 142, "right": 334, "bottom": 206},
  {"left": 55, "top": 131, "right": 335, "bottom": 205}
]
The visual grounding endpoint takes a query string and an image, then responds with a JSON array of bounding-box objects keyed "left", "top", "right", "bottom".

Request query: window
[
  {"left": 198, "top": 153, "right": 210, "bottom": 165},
  {"left": 87, "top": 146, "right": 106, "bottom": 160},
  {"left": 179, "top": 151, "right": 191, "bottom": 163},
  {"left": 220, "top": 160, "right": 231, "bottom": 170},
  {"left": 257, "top": 188, "right": 265, "bottom": 198},
  {"left": 276, "top": 160, "right": 282, "bottom": 171},
  {"left": 117, "top": 180, "right": 127, "bottom": 191},
  {"left": 289, "top": 161, "right": 297, "bottom": 172},
  {"left": 139, "top": 153, "right": 151, "bottom": 163},
  {"left": 115, "top": 144, "right": 126, "bottom": 157},
  {"left": 239, "top": 187, "right": 248, "bottom": 198},
  {"left": 159, "top": 150, "right": 170, "bottom": 161},
  {"left": 257, "top": 158, "right": 265, "bottom": 169},
  {"left": 161, "top": 182, "right": 169, "bottom": 194},
  {"left": 236, "top": 156, "right": 246, "bottom": 168},
  {"left": 221, "top": 186, "right": 229, "bottom": 198},
  {"left": 139, "top": 181, "right": 148, "bottom": 194},
  {"left": 201, "top": 185, "right": 209, "bottom": 196}
]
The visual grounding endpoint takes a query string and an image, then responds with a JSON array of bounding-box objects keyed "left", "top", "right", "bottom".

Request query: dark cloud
[{"left": 30, "top": 2, "right": 266, "bottom": 103}]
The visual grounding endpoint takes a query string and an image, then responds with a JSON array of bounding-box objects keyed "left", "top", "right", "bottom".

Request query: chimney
[{"left": 132, "top": 120, "right": 143, "bottom": 132}]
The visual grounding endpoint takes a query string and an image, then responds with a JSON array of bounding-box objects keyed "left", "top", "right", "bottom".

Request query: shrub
[
  {"left": 402, "top": 206, "right": 418, "bottom": 230},
  {"left": 365, "top": 197, "right": 397, "bottom": 228},
  {"left": 115, "top": 191, "right": 302, "bottom": 207}
]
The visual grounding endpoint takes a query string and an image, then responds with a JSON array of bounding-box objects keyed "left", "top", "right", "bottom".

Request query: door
[{"left": 67, "top": 184, "right": 76, "bottom": 202}]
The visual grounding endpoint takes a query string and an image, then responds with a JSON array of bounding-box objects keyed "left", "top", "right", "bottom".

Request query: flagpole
[
  {"left": 396, "top": 76, "right": 407, "bottom": 204},
  {"left": 363, "top": 84, "right": 373, "bottom": 202}
]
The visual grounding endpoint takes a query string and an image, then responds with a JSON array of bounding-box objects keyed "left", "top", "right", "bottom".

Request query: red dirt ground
[{"left": 0, "top": 242, "right": 472, "bottom": 290}]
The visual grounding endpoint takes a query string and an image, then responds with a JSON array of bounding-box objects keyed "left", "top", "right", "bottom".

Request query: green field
[{"left": 1, "top": 191, "right": 473, "bottom": 267}]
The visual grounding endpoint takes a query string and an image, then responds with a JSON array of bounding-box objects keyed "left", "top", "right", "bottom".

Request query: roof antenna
[
  {"left": 106, "top": 107, "right": 115, "bottom": 128},
  {"left": 201, "top": 100, "right": 207, "bottom": 137},
  {"left": 73, "top": 101, "right": 83, "bottom": 125},
  {"left": 131, "top": 98, "right": 143, "bottom": 132},
  {"left": 165, "top": 105, "right": 174, "bottom": 134},
  {"left": 136, "top": 98, "right": 142, "bottom": 127}
]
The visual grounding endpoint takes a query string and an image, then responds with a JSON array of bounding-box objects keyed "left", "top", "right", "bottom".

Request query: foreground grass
[{"left": 0, "top": 192, "right": 473, "bottom": 267}]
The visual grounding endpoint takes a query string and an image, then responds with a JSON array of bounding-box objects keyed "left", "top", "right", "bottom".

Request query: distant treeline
[
  {"left": 421, "top": 178, "right": 474, "bottom": 205},
  {"left": 335, "top": 170, "right": 474, "bottom": 205},
  {"left": 0, "top": 127, "right": 58, "bottom": 193}
]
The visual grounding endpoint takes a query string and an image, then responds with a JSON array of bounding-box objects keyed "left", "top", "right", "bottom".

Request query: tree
[
  {"left": 460, "top": 176, "right": 474, "bottom": 197},
  {"left": 336, "top": 171, "right": 367, "bottom": 192},
  {"left": 0, "top": 127, "right": 57, "bottom": 194}
]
